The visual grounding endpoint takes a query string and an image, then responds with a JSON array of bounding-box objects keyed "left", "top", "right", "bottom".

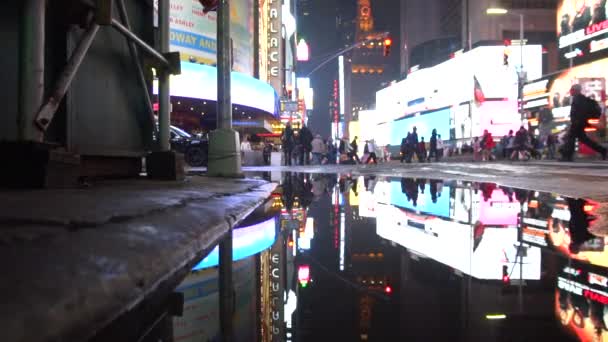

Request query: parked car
[{"left": 170, "top": 126, "right": 209, "bottom": 167}]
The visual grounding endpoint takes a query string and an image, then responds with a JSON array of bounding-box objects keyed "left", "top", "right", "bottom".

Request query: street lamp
[{"left": 487, "top": 7, "right": 526, "bottom": 122}]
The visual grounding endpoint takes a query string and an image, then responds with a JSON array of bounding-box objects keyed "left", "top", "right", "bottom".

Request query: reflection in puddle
[{"left": 174, "top": 172, "right": 608, "bottom": 341}]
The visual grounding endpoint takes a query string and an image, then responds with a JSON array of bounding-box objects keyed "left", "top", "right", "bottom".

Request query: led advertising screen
[
  {"left": 154, "top": 62, "right": 279, "bottom": 116},
  {"left": 478, "top": 188, "right": 520, "bottom": 226},
  {"left": 390, "top": 107, "right": 451, "bottom": 146},
  {"left": 389, "top": 179, "right": 451, "bottom": 219},
  {"left": 557, "top": 0, "right": 608, "bottom": 66}
]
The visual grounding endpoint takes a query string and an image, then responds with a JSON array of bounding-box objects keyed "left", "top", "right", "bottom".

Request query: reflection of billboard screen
[
  {"left": 478, "top": 190, "right": 520, "bottom": 226},
  {"left": 376, "top": 203, "right": 541, "bottom": 280},
  {"left": 390, "top": 108, "right": 451, "bottom": 146},
  {"left": 193, "top": 217, "right": 277, "bottom": 270},
  {"left": 389, "top": 180, "right": 451, "bottom": 219}
]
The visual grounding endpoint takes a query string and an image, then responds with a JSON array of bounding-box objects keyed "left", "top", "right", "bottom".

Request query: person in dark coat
[
  {"left": 567, "top": 197, "right": 597, "bottom": 254},
  {"left": 560, "top": 84, "right": 607, "bottom": 161},
  {"left": 407, "top": 127, "right": 419, "bottom": 163},
  {"left": 282, "top": 123, "right": 295, "bottom": 166},
  {"left": 351, "top": 136, "right": 361, "bottom": 164},
  {"left": 428, "top": 129, "right": 438, "bottom": 162},
  {"left": 299, "top": 124, "right": 314, "bottom": 165},
  {"left": 418, "top": 137, "right": 427, "bottom": 163},
  {"left": 400, "top": 134, "right": 410, "bottom": 163}
]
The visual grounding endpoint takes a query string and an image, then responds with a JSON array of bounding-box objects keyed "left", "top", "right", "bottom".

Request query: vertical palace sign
[{"left": 267, "top": 0, "right": 282, "bottom": 94}]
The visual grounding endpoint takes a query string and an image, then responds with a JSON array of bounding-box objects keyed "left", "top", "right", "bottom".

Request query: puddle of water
[{"left": 173, "top": 172, "right": 607, "bottom": 341}]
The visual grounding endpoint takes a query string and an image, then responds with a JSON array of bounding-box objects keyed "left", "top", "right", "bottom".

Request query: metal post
[
  {"left": 158, "top": 0, "right": 171, "bottom": 151},
  {"left": 518, "top": 14, "right": 525, "bottom": 123},
  {"left": 115, "top": 0, "right": 158, "bottom": 141},
  {"left": 217, "top": 0, "right": 232, "bottom": 130},
  {"left": 219, "top": 230, "right": 234, "bottom": 341},
  {"left": 19, "top": 0, "right": 45, "bottom": 141},
  {"left": 207, "top": 0, "right": 242, "bottom": 177}
]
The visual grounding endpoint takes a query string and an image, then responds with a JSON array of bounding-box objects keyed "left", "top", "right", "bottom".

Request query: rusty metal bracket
[{"left": 35, "top": 22, "right": 100, "bottom": 132}]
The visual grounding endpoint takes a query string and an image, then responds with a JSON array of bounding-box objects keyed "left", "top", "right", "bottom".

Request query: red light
[
  {"left": 585, "top": 127, "right": 597, "bottom": 132},
  {"left": 588, "top": 119, "right": 600, "bottom": 125},
  {"left": 503, "top": 39, "right": 511, "bottom": 46},
  {"left": 384, "top": 285, "right": 392, "bottom": 294},
  {"left": 502, "top": 275, "right": 510, "bottom": 283},
  {"left": 384, "top": 38, "right": 392, "bottom": 46},
  {"left": 584, "top": 202, "right": 598, "bottom": 213},
  {"left": 298, "top": 265, "right": 311, "bottom": 283},
  {"left": 288, "top": 240, "right": 294, "bottom": 247}
]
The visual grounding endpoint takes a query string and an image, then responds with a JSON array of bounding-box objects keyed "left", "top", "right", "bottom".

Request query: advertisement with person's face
[{"left": 558, "top": 0, "right": 608, "bottom": 66}]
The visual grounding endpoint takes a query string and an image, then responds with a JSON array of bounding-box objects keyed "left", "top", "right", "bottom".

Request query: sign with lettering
[
  {"left": 154, "top": 0, "right": 254, "bottom": 75},
  {"left": 268, "top": 233, "right": 285, "bottom": 341},
  {"left": 267, "top": 0, "right": 283, "bottom": 94}
]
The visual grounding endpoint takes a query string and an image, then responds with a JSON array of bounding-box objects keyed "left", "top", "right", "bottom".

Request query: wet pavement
[{"left": 173, "top": 172, "right": 608, "bottom": 341}]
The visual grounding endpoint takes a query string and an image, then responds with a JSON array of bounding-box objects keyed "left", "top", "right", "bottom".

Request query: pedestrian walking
[
  {"left": 311, "top": 134, "right": 326, "bottom": 165},
  {"left": 473, "top": 137, "right": 482, "bottom": 161},
  {"left": 300, "top": 124, "right": 314, "bottom": 165},
  {"left": 339, "top": 136, "right": 355, "bottom": 164},
  {"left": 282, "top": 123, "right": 295, "bottom": 166},
  {"left": 436, "top": 134, "right": 444, "bottom": 160},
  {"left": 366, "top": 139, "right": 378, "bottom": 164},
  {"left": 400, "top": 134, "right": 409, "bottom": 163},
  {"left": 560, "top": 84, "right": 606, "bottom": 161},
  {"left": 428, "top": 129, "right": 439, "bottom": 162},
  {"left": 418, "top": 137, "right": 427, "bottom": 162},
  {"left": 326, "top": 137, "right": 337, "bottom": 164},
  {"left": 351, "top": 136, "right": 361, "bottom": 164},
  {"left": 481, "top": 130, "right": 495, "bottom": 161},
  {"left": 546, "top": 133, "right": 557, "bottom": 160},
  {"left": 407, "top": 127, "right": 419, "bottom": 163},
  {"left": 511, "top": 126, "right": 531, "bottom": 161}
]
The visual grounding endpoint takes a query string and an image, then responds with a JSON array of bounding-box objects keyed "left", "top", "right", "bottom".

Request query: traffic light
[
  {"left": 298, "top": 265, "right": 311, "bottom": 288},
  {"left": 383, "top": 38, "right": 392, "bottom": 57},
  {"left": 502, "top": 265, "right": 510, "bottom": 284},
  {"left": 199, "top": 0, "right": 219, "bottom": 13},
  {"left": 384, "top": 285, "right": 392, "bottom": 294}
]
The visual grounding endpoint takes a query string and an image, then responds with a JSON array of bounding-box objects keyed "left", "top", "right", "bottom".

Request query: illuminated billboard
[
  {"left": 154, "top": 62, "right": 279, "bottom": 116},
  {"left": 557, "top": 0, "right": 608, "bottom": 66},
  {"left": 192, "top": 217, "right": 277, "bottom": 271},
  {"left": 159, "top": 0, "right": 254, "bottom": 75},
  {"left": 389, "top": 107, "right": 451, "bottom": 146}
]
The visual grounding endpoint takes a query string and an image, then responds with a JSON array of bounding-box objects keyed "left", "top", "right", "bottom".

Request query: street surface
[{"left": 240, "top": 160, "right": 608, "bottom": 200}]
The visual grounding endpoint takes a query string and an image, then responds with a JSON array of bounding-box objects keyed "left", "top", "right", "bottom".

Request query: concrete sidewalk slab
[{"left": 0, "top": 176, "right": 275, "bottom": 342}]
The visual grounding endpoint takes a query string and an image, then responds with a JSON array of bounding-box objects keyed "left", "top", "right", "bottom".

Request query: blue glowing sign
[
  {"left": 389, "top": 180, "right": 451, "bottom": 218},
  {"left": 192, "top": 217, "right": 277, "bottom": 271}
]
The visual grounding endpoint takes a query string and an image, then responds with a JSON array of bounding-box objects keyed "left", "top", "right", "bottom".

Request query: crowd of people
[
  {"left": 398, "top": 127, "right": 445, "bottom": 163},
  {"left": 280, "top": 122, "right": 389, "bottom": 166},
  {"left": 274, "top": 84, "right": 605, "bottom": 165}
]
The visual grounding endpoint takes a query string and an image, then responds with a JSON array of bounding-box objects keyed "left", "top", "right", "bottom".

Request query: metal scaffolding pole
[
  {"left": 207, "top": 0, "right": 242, "bottom": 177},
  {"left": 19, "top": 0, "right": 45, "bottom": 141},
  {"left": 115, "top": 0, "right": 158, "bottom": 141},
  {"left": 157, "top": 0, "right": 171, "bottom": 152}
]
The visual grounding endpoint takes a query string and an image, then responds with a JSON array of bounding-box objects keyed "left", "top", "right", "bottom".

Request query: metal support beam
[
  {"left": 35, "top": 22, "right": 100, "bottom": 132},
  {"left": 115, "top": 0, "right": 159, "bottom": 142},
  {"left": 217, "top": 0, "right": 232, "bottom": 131},
  {"left": 207, "top": 0, "right": 242, "bottom": 177},
  {"left": 157, "top": 0, "right": 171, "bottom": 152},
  {"left": 219, "top": 230, "right": 234, "bottom": 342},
  {"left": 19, "top": 0, "right": 45, "bottom": 141},
  {"left": 111, "top": 19, "right": 170, "bottom": 68}
]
